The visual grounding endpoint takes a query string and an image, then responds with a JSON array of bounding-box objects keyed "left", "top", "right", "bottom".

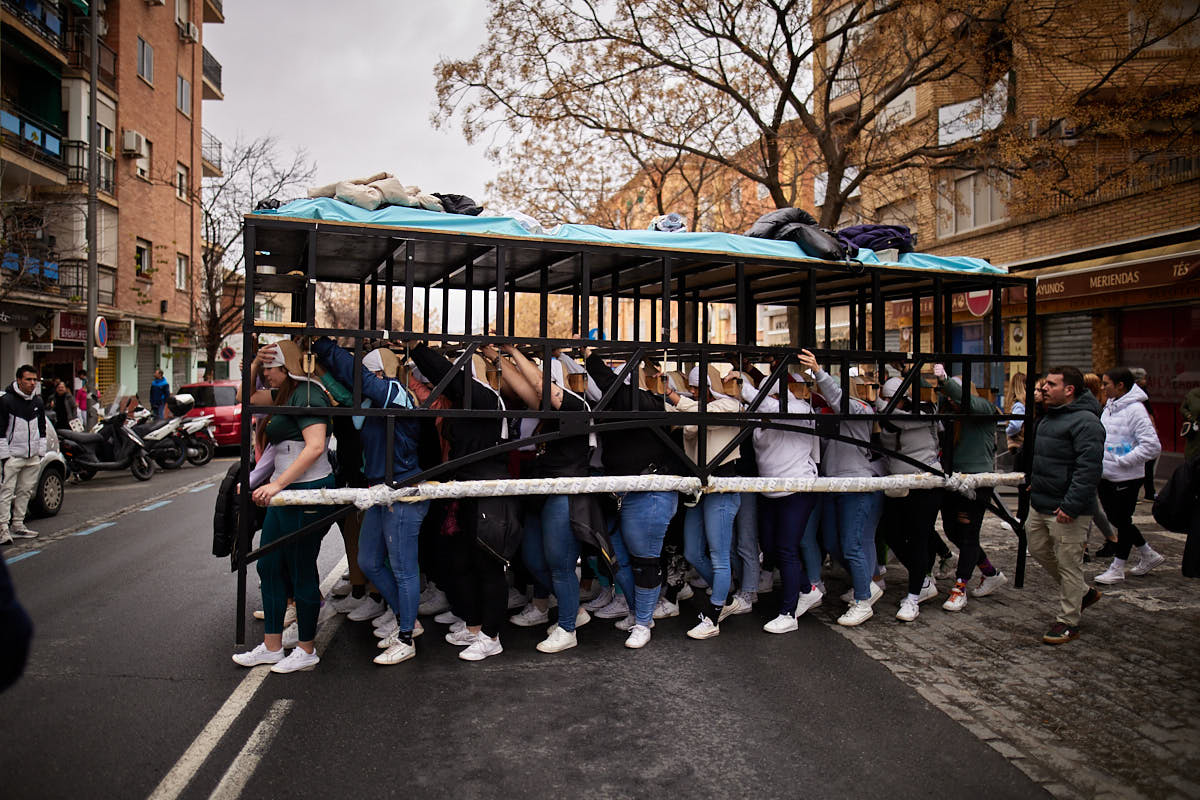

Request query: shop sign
[
  {"left": 1035, "top": 255, "right": 1198, "bottom": 300},
  {"left": 0, "top": 304, "right": 48, "bottom": 328},
  {"left": 55, "top": 312, "right": 89, "bottom": 343},
  {"left": 171, "top": 333, "right": 191, "bottom": 348},
  {"left": 139, "top": 329, "right": 165, "bottom": 346},
  {"left": 30, "top": 343, "right": 53, "bottom": 352},
  {"left": 108, "top": 319, "right": 134, "bottom": 347}
]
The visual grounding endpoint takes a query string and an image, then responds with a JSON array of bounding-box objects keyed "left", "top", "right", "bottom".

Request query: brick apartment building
[{"left": 0, "top": 0, "right": 224, "bottom": 404}]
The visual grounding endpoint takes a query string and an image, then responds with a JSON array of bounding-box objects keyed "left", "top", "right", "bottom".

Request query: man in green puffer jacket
[{"left": 1027, "top": 366, "right": 1105, "bottom": 645}]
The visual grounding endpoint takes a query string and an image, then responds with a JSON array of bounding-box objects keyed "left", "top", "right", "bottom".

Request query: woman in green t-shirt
[{"left": 232, "top": 341, "right": 335, "bottom": 674}]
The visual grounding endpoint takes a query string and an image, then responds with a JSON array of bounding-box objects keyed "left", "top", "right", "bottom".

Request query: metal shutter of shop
[
  {"left": 1040, "top": 313, "right": 1093, "bottom": 374},
  {"left": 96, "top": 353, "right": 117, "bottom": 397},
  {"left": 137, "top": 342, "right": 156, "bottom": 403}
]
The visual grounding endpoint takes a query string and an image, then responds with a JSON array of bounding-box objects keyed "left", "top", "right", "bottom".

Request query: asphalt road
[{"left": 1, "top": 463, "right": 1046, "bottom": 800}]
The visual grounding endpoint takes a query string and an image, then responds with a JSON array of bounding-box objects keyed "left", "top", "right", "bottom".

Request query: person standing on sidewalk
[
  {"left": 0, "top": 365, "right": 47, "bottom": 544},
  {"left": 149, "top": 369, "right": 170, "bottom": 419},
  {"left": 1027, "top": 367, "right": 1105, "bottom": 645},
  {"left": 1094, "top": 367, "right": 1164, "bottom": 584}
]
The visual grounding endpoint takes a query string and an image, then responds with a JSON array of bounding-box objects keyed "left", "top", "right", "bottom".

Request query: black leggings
[
  {"left": 942, "top": 487, "right": 993, "bottom": 583},
  {"left": 452, "top": 498, "right": 510, "bottom": 638},
  {"left": 1098, "top": 478, "right": 1145, "bottom": 560},
  {"left": 883, "top": 489, "right": 943, "bottom": 595}
]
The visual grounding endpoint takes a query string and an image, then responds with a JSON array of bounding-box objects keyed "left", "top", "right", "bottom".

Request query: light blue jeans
[
  {"left": 610, "top": 490, "right": 678, "bottom": 626},
  {"left": 732, "top": 492, "right": 760, "bottom": 595},
  {"left": 683, "top": 492, "right": 741, "bottom": 607},
  {"left": 521, "top": 495, "right": 582, "bottom": 631},
  {"left": 358, "top": 499, "right": 430, "bottom": 634},
  {"left": 820, "top": 492, "right": 884, "bottom": 601}
]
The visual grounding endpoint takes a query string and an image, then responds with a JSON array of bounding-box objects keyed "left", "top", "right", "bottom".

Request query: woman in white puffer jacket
[{"left": 1094, "top": 367, "right": 1163, "bottom": 585}]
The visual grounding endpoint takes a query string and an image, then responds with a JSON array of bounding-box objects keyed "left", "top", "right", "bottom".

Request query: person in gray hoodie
[
  {"left": 1094, "top": 367, "right": 1164, "bottom": 584},
  {"left": 1027, "top": 366, "right": 1105, "bottom": 644}
]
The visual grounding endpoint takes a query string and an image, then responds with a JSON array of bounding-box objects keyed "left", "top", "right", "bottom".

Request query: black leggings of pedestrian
[
  {"left": 930, "top": 530, "right": 953, "bottom": 561},
  {"left": 1098, "top": 478, "right": 1145, "bottom": 560},
  {"left": 883, "top": 489, "right": 943, "bottom": 595},
  {"left": 419, "top": 500, "right": 455, "bottom": 595},
  {"left": 1143, "top": 458, "right": 1158, "bottom": 500},
  {"left": 661, "top": 502, "right": 687, "bottom": 602},
  {"left": 451, "top": 501, "right": 508, "bottom": 638},
  {"left": 943, "top": 487, "right": 993, "bottom": 584}
]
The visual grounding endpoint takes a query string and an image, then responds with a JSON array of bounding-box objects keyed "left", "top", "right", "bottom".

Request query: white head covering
[
  {"left": 880, "top": 376, "right": 903, "bottom": 399},
  {"left": 362, "top": 349, "right": 384, "bottom": 374},
  {"left": 261, "top": 343, "right": 321, "bottom": 387},
  {"left": 686, "top": 365, "right": 733, "bottom": 401}
]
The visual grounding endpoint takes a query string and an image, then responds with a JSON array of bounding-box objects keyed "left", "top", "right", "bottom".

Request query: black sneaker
[
  {"left": 1042, "top": 622, "right": 1080, "bottom": 645},
  {"left": 1082, "top": 587, "right": 1102, "bottom": 611},
  {"left": 1096, "top": 540, "right": 1117, "bottom": 558}
]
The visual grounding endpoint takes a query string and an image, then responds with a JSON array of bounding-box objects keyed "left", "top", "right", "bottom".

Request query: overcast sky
[{"left": 202, "top": 0, "right": 495, "bottom": 204}]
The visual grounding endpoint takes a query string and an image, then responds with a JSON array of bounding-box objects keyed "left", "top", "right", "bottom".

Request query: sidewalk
[{"left": 813, "top": 496, "right": 1200, "bottom": 800}]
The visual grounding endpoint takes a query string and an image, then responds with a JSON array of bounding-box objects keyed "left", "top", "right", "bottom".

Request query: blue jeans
[
  {"left": 821, "top": 492, "right": 884, "bottom": 601},
  {"left": 522, "top": 495, "right": 582, "bottom": 631},
  {"left": 358, "top": 499, "right": 430, "bottom": 634},
  {"left": 609, "top": 491, "right": 678, "bottom": 626},
  {"left": 758, "top": 493, "right": 818, "bottom": 616},
  {"left": 732, "top": 492, "right": 759, "bottom": 594},
  {"left": 683, "top": 493, "right": 741, "bottom": 606}
]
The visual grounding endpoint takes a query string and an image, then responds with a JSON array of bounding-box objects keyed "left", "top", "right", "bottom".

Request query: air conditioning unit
[
  {"left": 122, "top": 129, "right": 146, "bottom": 156},
  {"left": 179, "top": 20, "right": 199, "bottom": 42}
]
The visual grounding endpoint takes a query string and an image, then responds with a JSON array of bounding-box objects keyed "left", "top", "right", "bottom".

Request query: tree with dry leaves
[{"left": 436, "top": 0, "right": 1199, "bottom": 227}]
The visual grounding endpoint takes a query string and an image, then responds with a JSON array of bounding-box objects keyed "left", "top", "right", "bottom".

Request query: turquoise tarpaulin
[{"left": 254, "top": 198, "right": 1006, "bottom": 275}]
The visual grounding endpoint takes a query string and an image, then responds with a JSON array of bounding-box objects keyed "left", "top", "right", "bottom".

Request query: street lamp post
[{"left": 85, "top": 0, "right": 99, "bottom": 394}]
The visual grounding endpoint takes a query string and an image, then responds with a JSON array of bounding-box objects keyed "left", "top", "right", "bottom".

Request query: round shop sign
[
  {"left": 94, "top": 316, "right": 108, "bottom": 348},
  {"left": 965, "top": 290, "right": 993, "bottom": 317}
]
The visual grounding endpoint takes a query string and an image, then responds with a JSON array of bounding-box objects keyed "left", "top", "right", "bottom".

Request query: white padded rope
[{"left": 270, "top": 471, "right": 1024, "bottom": 507}]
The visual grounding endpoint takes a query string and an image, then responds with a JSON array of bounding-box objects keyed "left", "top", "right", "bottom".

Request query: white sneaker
[
  {"left": 1129, "top": 550, "right": 1164, "bottom": 577},
  {"left": 330, "top": 577, "right": 352, "bottom": 597},
  {"left": 896, "top": 597, "right": 920, "bottom": 622},
  {"left": 434, "top": 610, "right": 464, "bottom": 626},
  {"left": 839, "top": 581, "right": 884, "bottom": 606},
  {"left": 653, "top": 597, "right": 680, "bottom": 619},
  {"left": 677, "top": 583, "right": 695, "bottom": 601},
  {"left": 510, "top": 604, "right": 550, "bottom": 627},
  {"left": 537, "top": 626, "right": 578, "bottom": 653},
  {"left": 459, "top": 634, "right": 503, "bottom": 661},
  {"left": 795, "top": 586, "right": 824, "bottom": 617},
  {"left": 283, "top": 604, "right": 297, "bottom": 628},
  {"left": 1094, "top": 560, "right": 1126, "bottom": 585},
  {"left": 615, "top": 614, "right": 655, "bottom": 632},
  {"left": 271, "top": 647, "right": 320, "bottom": 673},
  {"left": 281, "top": 623, "right": 299, "bottom": 649},
  {"left": 942, "top": 585, "right": 968, "bottom": 612},
  {"left": 763, "top": 614, "right": 798, "bottom": 634},
  {"left": 758, "top": 570, "right": 776, "bottom": 595},
  {"left": 372, "top": 609, "right": 397, "bottom": 629},
  {"left": 9, "top": 523, "right": 37, "bottom": 539},
  {"left": 231, "top": 643, "right": 285, "bottom": 667},
  {"left": 413, "top": 619, "right": 424, "bottom": 638},
  {"left": 917, "top": 580, "right": 939, "bottom": 604},
  {"left": 449, "top": 619, "right": 467, "bottom": 634},
  {"left": 418, "top": 588, "right": 451, "bottom": 616},
  {"left": 373, "top": 616, "right": 399, "bottom": 638},
  {"left": 548, "top": 608, "right": 591, "bottom": 633},
  {"left": 593, "top": 595, "right": 629, "bottom": 619},
  {"left": 837, "top": 600, "right": 874, "bottom": 627},
  {"left": 347, "top": 596, "right": 386, "bottom": 622},
  {"left": 506, "top": 587, "right": 528, "bottom": 610},
  {"left": 973, "top": 571, "right": 1008, "bottom": 597},
  {"left": 330, "top": 594, "right": 365, "bottom": 615},
  {"left": 624, "top": 624, "right": 652, "bottom": 649},
  {"left": 718, "top": 592, "right": 753, "bottom": 622},
  {"left": 252, "top": 609, "right": 265, "bottom": 620},
  {"left": 0, "top": 527, "right": 12, "bottom": 545},
  {"left": 445, "top": 628, "right": 478, "bottom": 646},
  {"left": 583, "top": 586, "right": 614, "bottom": 611},
  {"left": 686, "top": 615, "right": 720, "bottom": 640},
  {"left": 374, "top": 639, "right": 416, "bottom": 665}
]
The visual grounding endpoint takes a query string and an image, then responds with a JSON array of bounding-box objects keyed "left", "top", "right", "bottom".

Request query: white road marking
[
  {"left": 145, "top": 555, "right": 348, "bottom": 800},
  {"left": 206, "top": 699, "right": 295, "bottom": 800}
]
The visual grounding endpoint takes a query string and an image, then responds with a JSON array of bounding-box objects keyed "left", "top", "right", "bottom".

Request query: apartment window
[
  {"left": 729, "top": 184, "right": 741, "bottom": 212},
  {"left": 176, "top": 75, "right": 191, "bottom": 115},
  {"left": 773, "top": 319, "right": 787, "bottom": 330},
  {"left": 937, "top": 172, "right": 1008, "bottom": 237},
  {"left": 137, "top": 37, "right": 154, "bottom": 84},
  {"left": 176, "top": 163, "right": 189, "bottom": 200},
  {"left": 136, "top": 138, "right": 152, "bottom": 180},
  {"left": 1131, "top": 1, "right": 1200, "bottom": 51},
  {"left": 135, "top": 238, "right": 152, "bottom": 278},
  {"left": 826, "top": 4, "right": 861, "bottom": 99},
  {"left": 175, "top": 254, "right": 189, "bottom": 291},
  {"left": 255, "top": 301, "right": 283, "bottom": 322},
  {"left": 175, "top": 0, "right": 190, "bottom": 23}
]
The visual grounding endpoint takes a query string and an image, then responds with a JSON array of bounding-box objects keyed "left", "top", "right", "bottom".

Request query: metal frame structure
[{"left": 233, "top": 213, "right": 1038, "bottom": 643}]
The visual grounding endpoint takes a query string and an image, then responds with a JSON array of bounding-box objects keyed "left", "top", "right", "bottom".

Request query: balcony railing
[
  {"left": 65, "top": 26, "right": 117, "bottom": 91},
  {"left": 202, "top": 46, "right": 223, "bottom": 94},
  {"left": 201, "top": 128, "right": 223, "bottom": 174},
  {"left": 0, "top": 101, "right": 64, "bottom": 169},
  {"left": 203, "top": 0, "right": 223, "bottom": 23},
  {"left": 58, "top": 260, "right": 116, "bottom": 305},
  {"left": 64, "top": 140, "right": 115, "bottom": 194},
  {"left": 1, "top": 0, "right": 65, "bottom": 51}
]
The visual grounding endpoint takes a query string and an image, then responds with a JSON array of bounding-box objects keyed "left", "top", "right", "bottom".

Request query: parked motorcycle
[
  {"left": 130, "top": 395, "right": 195, "bottom": 470},
  {"left": 181, "top": 413, "right": 216, "bottom": 466},
  {"left": 57, "top": 409, "right": 155, "bottom": 482}
]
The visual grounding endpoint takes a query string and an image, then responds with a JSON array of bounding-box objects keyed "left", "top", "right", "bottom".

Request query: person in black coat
[{"left": 0, "top": 557, "right": 33, "bottom": 692}]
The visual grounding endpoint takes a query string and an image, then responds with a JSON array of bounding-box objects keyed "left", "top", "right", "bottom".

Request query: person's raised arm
[{"left": 252, "top": 422, "right": 327, "bottom": 506}]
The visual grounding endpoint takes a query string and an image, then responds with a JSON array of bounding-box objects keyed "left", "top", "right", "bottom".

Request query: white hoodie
[
  {"left": 743, "top": 378, "right": 819, "bottom": 497},
  {"left": 1100, "top": 383, "right": 1161, "bottom": 482}
]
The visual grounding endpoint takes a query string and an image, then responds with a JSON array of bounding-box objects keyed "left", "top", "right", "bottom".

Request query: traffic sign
[
  {"left": 94, "top": 316, "right": 108, "bottom": 348},
  {"left": 220, "top": 346, "right": 236, "bottom": 361},
  {"left": 965, "top": 290, "right": 992, "bottom": 317}
]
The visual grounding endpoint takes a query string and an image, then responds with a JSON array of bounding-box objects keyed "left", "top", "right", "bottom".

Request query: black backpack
[
  {"left": 212, "top": 462, "right": 266, "bottom": 558},
  {"left": 1152, "top": 458, "right": 1198, "bottom": 533}
]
